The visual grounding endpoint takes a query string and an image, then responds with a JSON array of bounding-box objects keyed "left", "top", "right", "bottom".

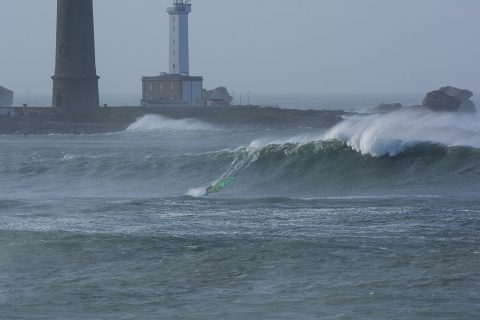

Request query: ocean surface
[{"left": 1, "top": 110, "right": 479, "bottom": 319}]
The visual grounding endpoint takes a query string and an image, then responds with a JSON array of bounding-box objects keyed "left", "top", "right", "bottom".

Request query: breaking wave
[
  {"left": 184, "top": 110, "right": 480, "bottom": 197},
  {"left": 324, "top": 110, "right": 480, "bottom": 156},
  {"left": 2, "top": 139, "right": 480, "bottom": 199},
  {"left": 2, "top": 111, "right": 480, "bottom": 199}
]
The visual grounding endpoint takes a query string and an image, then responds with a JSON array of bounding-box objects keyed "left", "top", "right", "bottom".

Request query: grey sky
[{"left": 1, "top": 0, "right": 479, "bottom": 97}]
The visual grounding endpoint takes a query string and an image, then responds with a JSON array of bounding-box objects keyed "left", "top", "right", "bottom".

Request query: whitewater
[{"left": 1, "top": 110, "right": 479, "bottom": 319}]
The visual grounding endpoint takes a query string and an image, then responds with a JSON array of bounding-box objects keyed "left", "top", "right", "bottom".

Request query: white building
[
  {"left": 141, "top": 0, "right": 203, "bottom": 107},
  {"left": 0, "top": 86, "right": 14, "bottom": 108}
]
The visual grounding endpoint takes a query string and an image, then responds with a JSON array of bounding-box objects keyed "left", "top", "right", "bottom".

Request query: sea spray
[
  {"left": 126, "top": 115, "right": 218, "bottom": 132},
  {"left": 241, "top": 110, "right": 480, "bottom": 157},
  {"left": 324, "top": 110, "right": 480, "bottom": 156}
]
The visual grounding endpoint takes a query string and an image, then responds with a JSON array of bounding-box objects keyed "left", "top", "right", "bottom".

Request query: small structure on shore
[
  {"left": 142, "top": 0, "right": 203, "bottom": 107},
  {"left": 142, "top": 74, "right": 203, "bottom": 107},
  {"left": 0, "top": 86, "right": 16, "bottom": 118},
  {"left": 0, "top": 86, "right": 14, "bottom": 108}
]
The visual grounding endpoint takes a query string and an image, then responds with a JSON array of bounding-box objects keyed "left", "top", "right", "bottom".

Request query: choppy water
[{"left": 1, "top": 110, "right": 479, "bottom": 319}]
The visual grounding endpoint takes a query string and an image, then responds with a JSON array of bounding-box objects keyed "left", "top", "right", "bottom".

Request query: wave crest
[{"left": 324, "top": 110, "right": 480, "bottom": 156}]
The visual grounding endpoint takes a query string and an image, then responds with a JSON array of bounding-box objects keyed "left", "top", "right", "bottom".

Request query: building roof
[
  {"left": 142, "top": 74, "right": 203, "bottom": 81},
  {"left": 0, "top": 86, "right": 14, "bottom": 95}
]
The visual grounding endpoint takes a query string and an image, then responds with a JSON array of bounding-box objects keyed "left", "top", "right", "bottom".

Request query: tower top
[{"left": 167, "top": 0, "right": 192, "bottom": 15}]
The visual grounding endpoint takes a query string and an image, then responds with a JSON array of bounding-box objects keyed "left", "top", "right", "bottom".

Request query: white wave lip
[
  {"left": 324, "top": 110, "right": 480, "bottom": 156},
  {"left": 126, "top": 115, "right": 217, "bottom": 132},
  {"left": 242, "top": 110, "right": 480, "bottom": 158}
]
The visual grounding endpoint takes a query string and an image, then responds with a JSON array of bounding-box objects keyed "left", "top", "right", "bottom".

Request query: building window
[
  {"left": 149, "top": 83, "right": 153, "bottom": 91},
  {"left": 173, "top": 63, "right": 176, "bottom": 69},
  {"left": 173, "top": 50, "right": 175, "bottom": 56},
  {"left": 160, "top": 83, "right": 164, "bottom": 91},
  {"left": 170, "top": 83, "right": 174, "bottom": 91}
]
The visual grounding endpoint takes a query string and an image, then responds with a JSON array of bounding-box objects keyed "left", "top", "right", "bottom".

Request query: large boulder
[
  {"left": 423, "top": 86, "right": 476, "bottom": 112},
  {"left": 210, "top": 87, "right": 233, "bottom": 104},
  {"left": 202, "top": 87, "right": 234, "bottom": 106},
  {"left": 423, "top": 91, "right": 461, "bottom": 112}
]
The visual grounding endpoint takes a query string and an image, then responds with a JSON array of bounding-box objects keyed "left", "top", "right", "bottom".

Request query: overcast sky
[{"left": 1, "top": 0, "right": 479, "bottom": 97}]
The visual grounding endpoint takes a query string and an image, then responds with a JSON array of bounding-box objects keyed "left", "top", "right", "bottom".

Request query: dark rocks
[
  {"left": 374, "top": 103, "right": 403, "bottom": 113},
  {"left": 423, "top": 86, "right": 476, "bottom": 112},
  {"left": 202, "top": 87, "right": 234, "bottom": 106},
  {"left": 423, "top": 91, "right": 461, "bottom": 112}
]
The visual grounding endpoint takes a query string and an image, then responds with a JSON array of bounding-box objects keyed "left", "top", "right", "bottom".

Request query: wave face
[{"left": 186, "top": 140, "right": 480, "bottom": 198}]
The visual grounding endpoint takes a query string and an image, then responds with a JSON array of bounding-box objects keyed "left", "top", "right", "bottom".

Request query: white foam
[
  {"left": 323, "top": 110, "right": 480, "bottom": 156},
  {"left": 126, "top": 115, "right": 217, "bottom": 132},
  {"left": 186, "top": 186, "right": 208, "bottom": 197},
  {"left": 240, "top": 110, "right": 480, "bottom": 157}
]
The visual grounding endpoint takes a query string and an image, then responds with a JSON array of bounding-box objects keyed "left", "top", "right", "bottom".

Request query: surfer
[{"left": 206, "top": 177, "right": 235, "bottom": 195}]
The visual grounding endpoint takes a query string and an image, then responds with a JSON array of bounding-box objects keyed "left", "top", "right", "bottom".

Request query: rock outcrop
[
  {"left": 0, "top": 86, "right": 14, "bottom": 108},
  {"left": 202, "top": 87, "right": 234, "bottom": 106},
  {"left": 423, "top": 86, "right": 476, "bottom": 112},
  {"left": 373, "top": 103, "right": 403, "bottom": 113}
]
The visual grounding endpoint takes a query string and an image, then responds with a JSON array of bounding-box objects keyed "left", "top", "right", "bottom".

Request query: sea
[{"left": 1, "top": 95, "right": 479, "bottom": 319}]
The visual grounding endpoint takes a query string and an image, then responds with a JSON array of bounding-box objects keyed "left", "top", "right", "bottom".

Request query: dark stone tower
[{"left": 52, "top": 0, "right": 99, "bottom": 111}]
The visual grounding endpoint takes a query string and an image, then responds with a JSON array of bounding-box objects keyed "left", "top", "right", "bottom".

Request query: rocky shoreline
[
  {"left": 1, "top": 86, "right": 476, "bottom": 135},
  {"left": 374, "top": 86, "right": 477, "bottom": 114},
  {"left": 0, "top": 106, "right": 347, "bottom": 134}
]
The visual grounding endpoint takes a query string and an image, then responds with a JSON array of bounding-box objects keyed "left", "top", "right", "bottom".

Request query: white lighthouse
[
  {"left": 141, "top": 0, "right": 203, "bottom": 107},
  {"left": 168, "top": 0, "right": 191, "bottom": 75}
]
